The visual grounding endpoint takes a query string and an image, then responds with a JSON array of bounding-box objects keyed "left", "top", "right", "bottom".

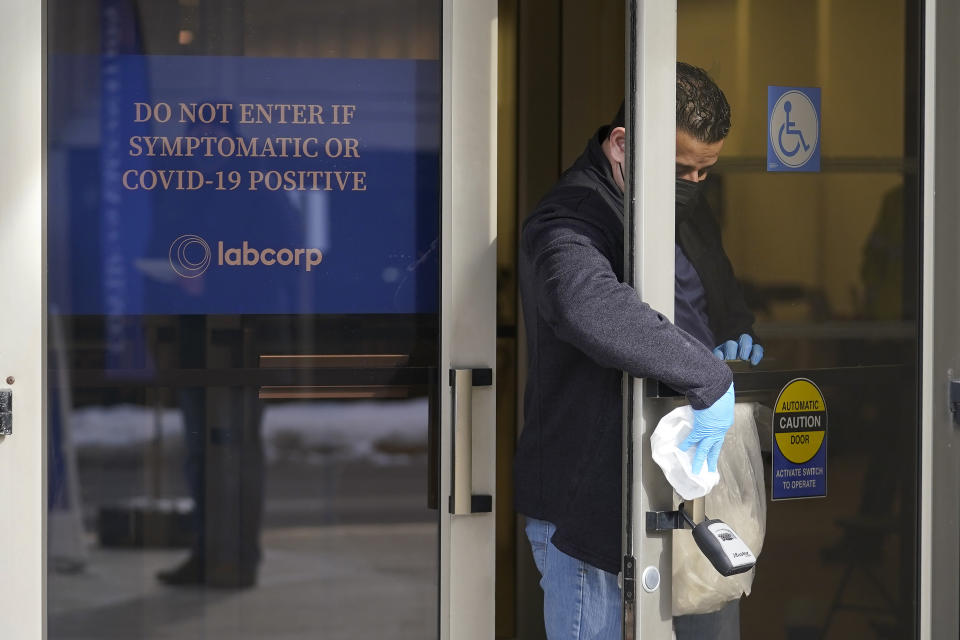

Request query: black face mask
[{"left": 675, "top": 177, "right": 703, "bottom": 217}]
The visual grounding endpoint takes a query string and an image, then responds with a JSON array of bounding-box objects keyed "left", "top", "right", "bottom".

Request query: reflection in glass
[
  {"left": 679, "top": 0, "right": 920, "bottom": 637},
  {"left": 47, "top": 1, "right": 442, "bottom": 638}
]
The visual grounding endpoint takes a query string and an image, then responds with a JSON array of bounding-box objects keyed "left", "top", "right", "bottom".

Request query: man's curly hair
[
  {"left": 607, "top": 63, "right": 731, "bottom": 143},
  {"left": 676, "top": 62, "right": 730, "bottom": 143}
]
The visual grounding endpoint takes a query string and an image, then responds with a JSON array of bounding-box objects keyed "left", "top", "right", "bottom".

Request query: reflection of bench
[
  {"left": 741, "top": 281, "right": 832, "bottom": 321},
  {"left": 259, "top": 354, "right": 409, "bottom": 367},
  {"left": 258, "top": 354, "right": 441, "bottom": 509},
  {"left": 258, "top": 353, "right": 416, "bottom": 400}
]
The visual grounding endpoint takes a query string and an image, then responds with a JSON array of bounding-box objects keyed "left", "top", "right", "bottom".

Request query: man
[
  {"left": 151, "top": 117, "right": 302, "bottom": 588},
  {"left": 515, "top": 62, "right": 761, "bottom": 639}
]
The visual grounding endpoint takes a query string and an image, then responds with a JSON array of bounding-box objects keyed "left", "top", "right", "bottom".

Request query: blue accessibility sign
[{"left": 767, "top": 86, "right": 821, "bottom": 172}]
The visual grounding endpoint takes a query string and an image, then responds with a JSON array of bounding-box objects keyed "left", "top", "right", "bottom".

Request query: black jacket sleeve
[{"left": 523, "top": 206, "right": 732, "bottom": 410}]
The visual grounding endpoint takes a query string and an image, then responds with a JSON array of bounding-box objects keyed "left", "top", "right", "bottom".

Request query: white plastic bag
[
  {"left": 651, "top": 406, "right": 720, "bottom": 500},
  {"left": 671, "top": 402, "right": 767, "bottom": 615}
]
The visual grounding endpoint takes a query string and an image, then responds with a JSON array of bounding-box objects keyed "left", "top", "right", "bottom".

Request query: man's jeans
[
  {"left": 525, "top": 518, "right": 622, "bottom": 639},
  {"left": 525, "top": 517, "right": 741, "bottom": 640}
]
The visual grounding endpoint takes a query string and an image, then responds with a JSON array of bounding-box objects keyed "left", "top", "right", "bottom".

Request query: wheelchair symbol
[
  {"left": 768, "top": 88, "right": 819, "bottom": 170},
  {"left": 777, "top": 101, "right": 810, "bottom": 158}
]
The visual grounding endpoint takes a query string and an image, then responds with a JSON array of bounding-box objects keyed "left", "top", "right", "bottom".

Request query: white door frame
[
  {"left": 441, "top": 1, "right": 499, "bottom": 639},
  {"left": 0, "top": 1, "right": 499, "bottom": 638},
  {"left": 0, "top": 0, "right": 45, "bottom": 639},
  {"left": 920, "top": 0, "right": 960, "bottom": 637},
  {"left": 623, "top": 0, "right": 677, "bottom": 637}
]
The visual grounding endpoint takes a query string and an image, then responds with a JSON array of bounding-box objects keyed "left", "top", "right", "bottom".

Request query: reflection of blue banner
[
  {"left": 49, "top": 54, "right": 441, "bottom": 315},
  {"left": 100, "top": 0, "right": 151, "bottom": 368}
]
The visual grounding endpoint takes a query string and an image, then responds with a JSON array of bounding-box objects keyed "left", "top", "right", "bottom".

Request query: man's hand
[
  {"left": 713, "top": 333, "right": 763, "bottom": 366},
  {"left": 678, "top": 382, "right": 735, "bottom": 473}
]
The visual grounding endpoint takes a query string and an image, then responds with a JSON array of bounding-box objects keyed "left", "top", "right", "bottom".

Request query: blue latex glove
[
  {"left": 679, "top": 382, "right": 735, "bottom": 474},
  {"left": 712, "top": 333, "right": 764, "bottom": 366}
]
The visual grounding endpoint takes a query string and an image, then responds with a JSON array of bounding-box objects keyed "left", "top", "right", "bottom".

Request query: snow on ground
[{"left": 67, "top": 398, "right": 430, "bottom": 465}]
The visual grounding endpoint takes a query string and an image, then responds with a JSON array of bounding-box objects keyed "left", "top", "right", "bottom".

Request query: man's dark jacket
[{"left": 514, "top": 130, "right": 733, "bottom": 575}]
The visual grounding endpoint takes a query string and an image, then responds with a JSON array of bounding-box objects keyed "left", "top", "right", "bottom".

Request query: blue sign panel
[
  {"left": 48, "top": 54, "right": 440, "bottom": 315},
  {"left": 772, "top": 378, "right": 828, "bottom": 500},
  {"left": 767, "top": 86, "right": 821, "bottom": 172}
]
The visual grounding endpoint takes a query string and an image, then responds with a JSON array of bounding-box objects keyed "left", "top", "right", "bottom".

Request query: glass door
[
  {"left": 0, "top": 1, "right": 495, "bottom": 638},
  {"left": 625, "top": 0, "right": 933, "bottom": 638}
]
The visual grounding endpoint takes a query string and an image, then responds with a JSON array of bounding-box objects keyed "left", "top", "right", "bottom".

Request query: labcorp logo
[
  {"left": 169, "top": 234, "right": 323, "bottom": 277},
  {"left": 169, "top": 234, "right": 212, "bottom": 278}
]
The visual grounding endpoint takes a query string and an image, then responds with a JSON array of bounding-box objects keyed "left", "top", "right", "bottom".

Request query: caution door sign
[{"left": 772, "top": 378, "right": 827, "bottom": 500}]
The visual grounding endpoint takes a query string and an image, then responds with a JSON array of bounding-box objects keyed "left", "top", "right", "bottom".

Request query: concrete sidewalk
[{"left": 49, "top": 522, "right": 438, "bottom": 639}]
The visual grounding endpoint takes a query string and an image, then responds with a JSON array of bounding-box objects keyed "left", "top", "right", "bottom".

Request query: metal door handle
[{"left": 449, "top": 368, "right": 493, "bottom": 515}]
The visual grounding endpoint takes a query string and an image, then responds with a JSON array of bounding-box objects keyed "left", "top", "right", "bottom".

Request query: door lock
[
  {"left": 646, "top": 502, "right": 756, "bottom": 577},
  {"left": 950, "top": 380, "right": 960, "bottom": 426},
  {"left": 0, "top": 389, "right": 11, "bottom": 435}
]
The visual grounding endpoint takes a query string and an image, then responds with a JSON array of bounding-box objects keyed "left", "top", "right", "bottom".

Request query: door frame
[
  {"left": 0, "top": 1, "right": 499, "bottom": 638},
  {"left": 920, "top": 0, "right": 960, "bottom": 637},
  {"left": 441, "top": 1, "right": 499, "bottom": 640},
  {"left": 0, "top": 0, "right": 45, "bottom": 638},
  {"left": 622, "top": 0, "right": 677, "bottom": 638}
]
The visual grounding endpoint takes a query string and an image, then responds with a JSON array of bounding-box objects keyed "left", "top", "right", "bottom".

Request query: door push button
[
  {"left": 0, "top": 389, "right": 11, "bottom": 436},
  {"left": 641, "top": 566, "right": 661, "bottom": 593}
]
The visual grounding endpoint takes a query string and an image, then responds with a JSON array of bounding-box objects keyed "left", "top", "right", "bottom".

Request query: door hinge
[{"left": 622, "top": 555, "right": 636, "bottom": 604}]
